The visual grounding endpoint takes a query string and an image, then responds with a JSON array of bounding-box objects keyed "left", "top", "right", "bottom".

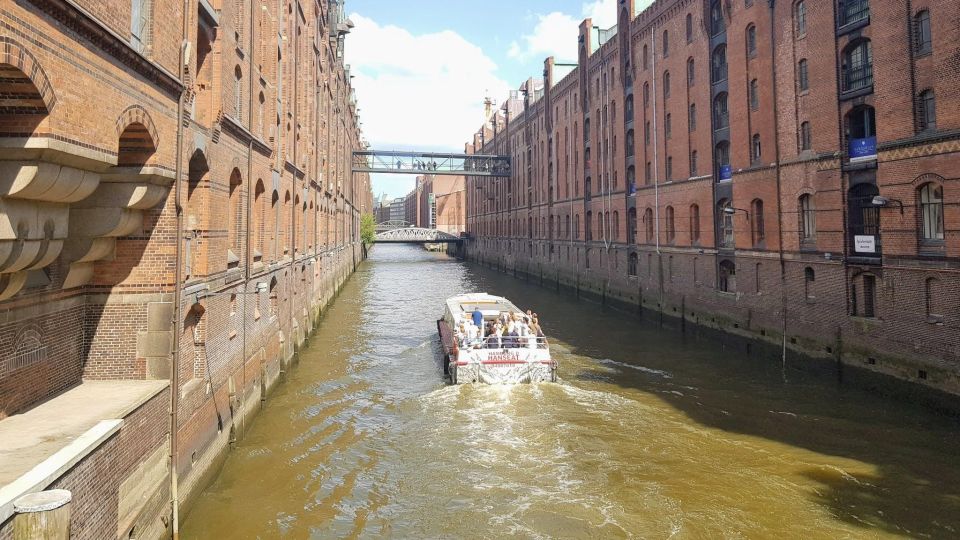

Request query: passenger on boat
[{"left": 471, "top": 307, "right": 484, "bottom": 335}]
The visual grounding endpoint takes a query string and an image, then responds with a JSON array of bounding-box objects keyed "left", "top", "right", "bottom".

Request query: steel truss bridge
[
  {"left": 353, "top": 150, "right": 511, "bottom": 177},
  {"left": 374, "top": 220, "right": 462, "bottom": 244}
]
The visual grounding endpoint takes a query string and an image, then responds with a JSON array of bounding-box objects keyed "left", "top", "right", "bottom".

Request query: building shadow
[{"left": 466, "top": 262, "right": 960, "bottom": 539}]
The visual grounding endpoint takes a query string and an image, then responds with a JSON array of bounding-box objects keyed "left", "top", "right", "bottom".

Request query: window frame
[
  {"left": 918, "top": 183, "right": 944, "bottom": 243},
  {"left": 913, "top": 10, "right": 932, "bottom": 56}
]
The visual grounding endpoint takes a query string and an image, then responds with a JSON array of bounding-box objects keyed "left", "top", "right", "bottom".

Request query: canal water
[{"left": 182, "top": 244, "right": 960, "bottom": 539}]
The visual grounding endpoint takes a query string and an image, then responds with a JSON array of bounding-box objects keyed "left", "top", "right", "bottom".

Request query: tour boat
[{"left": 437, "top": 293, "right": 557, "bottom": 384}]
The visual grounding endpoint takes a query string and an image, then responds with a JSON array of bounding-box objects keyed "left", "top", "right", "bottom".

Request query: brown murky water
[{"left": 182, "top": 245, "right": 960, "bottom": 539}]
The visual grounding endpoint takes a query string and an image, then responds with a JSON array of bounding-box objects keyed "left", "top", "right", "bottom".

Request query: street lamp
[
  {"left": 871, "top": 195, "right": 904, "bottom": 214},
  {"left": 722, "top": 206, "right": 751, "bottom": 219}
]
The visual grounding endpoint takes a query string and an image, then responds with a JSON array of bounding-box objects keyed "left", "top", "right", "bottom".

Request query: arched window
[
  {"left": 848, "top": 183, "right": 880, "bottom": 256},
  {"left": 749, "top": 79, "right": 759, "bottom": 110},
  {"left": 642, "top": 44, "right": 649, "bottom": 70},
  {"left": 746, "top": 24, "right": 757, "bottom": 57},
  {"left": 917, "top": 90, "right": 936, "bottom": 132},
  {"left": 234, "top": 65, "right": 243, "bottom": 119},
  {"left": 752, "top": 133, "right": 762, "bottom": 162},
  {"left": 665, "top": 206, "right": 675, "bottom": 243},
  {"left": 628, "top": 252, "right": 638, "bottom": 276},
  {"left": 751, "top": 198, "right": 765, "bottom": 245},
  {"left": 643, "top": 207, "right": 654, "bottom": 243},
  {"left": 663, "top": 30, "right": 670, "bottom": 57},
  {"left": 663, "top": 71, "right": 671, "bottom": 99},
  {"left": 718, "top": 199, "right": 734, "bottom": 248},
  {"left": 574, "top": 214, "right": 580, "bottom": 239},
  {"left": 711, "top": 1, "right": 725, "bottom": 36},
  {"left": 798, "top": 59, "right": 809, "bottom": 91},
  {"left": 914, "top": 10, "right": 932, "bottom": 55},
  {"left": 228, "top": 169, "right": 243, "bottom": 266},
  {"left": 270, "top": 190, "right": 280, "bottom": 259},
  {"left": 918, "top": 183, "right": 944, "bottom": 241},
  {"left": 719, "top": 260, "right": 736, "bottom": 292},
  {"left": 613, "top": 211, "right": 620, "bottom": 241},
  {"left": 690, "top": 203, "right": 701, "bottom": 243},
  {"left": 586, "top": 210, "right": 593, "bottom": 241},
  {"left": 625, "top": 94, "right": 634, "bottom": 121},
  {"left": 800, "top": 121, "right": 812, "bottom": 151},
  {"left": 690, "top": 150, "right": 698, "bottom": 176},
  {"left": 799, "top": 194, "right": 816, "bottom": 241},
  {"left": 686, "top": 13, "right": 694, "bottom": 42},
  {"left": 626, "top": 129, "right": 635, "bottom": 156},
  {"left": 687, "top": 57, "right": 696, "bottom": 86},
  {"left": 689, "top": 103, "right": 697, "bottom": 132},
  {"left": 253, "top": 180, "right": 265, "bottom": 260},
  {"left": 712, "top": 44, "right": 727, "bottom": 83},
  {"left": 713, "top": 92, "right": 729, "bottom": 129},
  {"left": 627, "top": 208, "right": 637, "bottom": 244},
  {"left": 666, "top": 155, "right": 673, "bottom": 180},
  {"left": 643, "top": 82, "right": 650, "bottom": 107},
  {"left": 627, "top": 166, "right": 636, "bottom": 194},
  {"left": 665, "top": 114, "right": 672, "bottom": 139},
  {"left": 842, "top": 39, "right": 873, "bottom": 92},
  {"left": 795, "top": 1, "right": 807, "bottom": 35},
  {"left": 804, "top": 267, "right": 815, "bottom": 300}
]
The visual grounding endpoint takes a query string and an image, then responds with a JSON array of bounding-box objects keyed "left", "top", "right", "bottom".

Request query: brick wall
[{"left": 466, "top": 0, "right": 960, "bottom": 396}]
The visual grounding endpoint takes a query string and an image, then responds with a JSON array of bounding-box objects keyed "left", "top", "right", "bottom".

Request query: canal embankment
[{"left": 182, "top": 244, "right": 960, "bottom": 538}]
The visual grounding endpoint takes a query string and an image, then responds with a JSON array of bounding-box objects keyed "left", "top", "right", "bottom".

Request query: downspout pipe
[
  {"left": 170, "top": 0, "right": 191, "bottom": 537},
  {"left": 242, "top": 0, "right": 256, "bottom": 437},
  {"left": 768, "top": 0, "right": 789, "bottom": 365}
]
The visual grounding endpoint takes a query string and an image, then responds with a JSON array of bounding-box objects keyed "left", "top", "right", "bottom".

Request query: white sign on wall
[{"left": 855, "top": 235, "right": 876, "bottom": 253}]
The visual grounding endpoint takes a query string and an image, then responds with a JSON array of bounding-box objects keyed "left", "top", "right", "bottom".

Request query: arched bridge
[{"left": 375, "top": 227, "right": 462, "bottom": 244}]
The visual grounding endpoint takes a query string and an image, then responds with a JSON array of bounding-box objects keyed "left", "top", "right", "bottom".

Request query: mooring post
[{"left": 13, "top": 489, "right": 72, "bottom": 540}]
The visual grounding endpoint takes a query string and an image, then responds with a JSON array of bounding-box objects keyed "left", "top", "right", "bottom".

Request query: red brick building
[
  {"left": 467, "top": 0, "right": 960, "bottom": 396},
  {"left": 0, "top": 0, "right": 370, "bottom": 537}
]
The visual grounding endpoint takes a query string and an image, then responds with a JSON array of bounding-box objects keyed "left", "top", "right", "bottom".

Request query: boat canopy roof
[{"left": 445, "top": 293, "right": 522, "bottom": 321}]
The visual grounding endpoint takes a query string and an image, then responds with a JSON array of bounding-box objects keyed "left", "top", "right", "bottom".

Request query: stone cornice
[{"left": 29, "top": 0, "right": 184, "bottom": 97}]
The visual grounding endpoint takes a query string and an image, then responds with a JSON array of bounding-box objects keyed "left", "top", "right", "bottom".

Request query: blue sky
[{"left": 344, "top": 0, "right": 632, "bottom": 200}]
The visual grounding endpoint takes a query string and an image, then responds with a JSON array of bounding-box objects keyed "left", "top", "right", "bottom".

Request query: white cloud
[
  {"left": 345, "top": 14, "right": 510, "bottom": 151},
  {"left": 508, "top": 0, "right": 655, "bottom": 63},
  {"left": 507, "top": 11, "right": 580, "bottom": 62}
]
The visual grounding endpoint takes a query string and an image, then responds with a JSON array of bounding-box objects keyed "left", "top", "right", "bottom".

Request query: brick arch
[
  {"left": 13, "top": 325, "right": 43, "bottom": 354},
  {"left": 911, "top": 172, "right": 945, "bottom": 188},
  {"left": 0, "top": 37, "right": 56, "bottom": 113},
  {"left": 115, "top": 105, "right": 159, "bottom": 151}
]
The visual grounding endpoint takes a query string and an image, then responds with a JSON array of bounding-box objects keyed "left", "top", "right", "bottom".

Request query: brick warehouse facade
[
  {"left": 0, "top": 0, "right": 370, "bottom": 538},
  {"left": 466, "top": 0, "right": 960, "bottom": 397}
]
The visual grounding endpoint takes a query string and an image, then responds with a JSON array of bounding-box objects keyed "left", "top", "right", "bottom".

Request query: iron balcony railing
[
  {"left": 842, "top": 0, "right": 870, "bottom": 26},
  {"left": 715, "top": 112, "right": 729, "bottom": 130},
  {"left": 843, "top": 64, "right": 873, "bottom": 92},
  {"left": 712, "top": 64, "right": 727, "bottom": 84}
]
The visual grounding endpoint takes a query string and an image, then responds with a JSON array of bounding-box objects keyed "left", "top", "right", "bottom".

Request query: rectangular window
[
  {"left": 130, "top": 0, "right": 150, "bottom": 53},
  {"left": 863, "top": 275, "right": 876, "bottom": 317},
  {"left": 798, "top": 60, "right": 809, "bottom": 92},
  {"left": 796, "top": 1, "right": 807, "bottom": 35}
]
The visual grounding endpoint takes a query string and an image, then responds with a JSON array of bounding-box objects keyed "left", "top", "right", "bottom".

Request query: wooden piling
[{"left": 13, "top": 490, "right": 72, "bottom": 540}]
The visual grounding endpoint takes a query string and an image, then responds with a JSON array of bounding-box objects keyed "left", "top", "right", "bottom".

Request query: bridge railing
[{"left": 353, "top": 150, "right": 511, "bottom": 177}]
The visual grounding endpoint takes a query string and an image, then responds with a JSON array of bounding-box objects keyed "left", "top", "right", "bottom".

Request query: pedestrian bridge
[{"left": 375, "top": 227, "right": 462, "bottom": 244}]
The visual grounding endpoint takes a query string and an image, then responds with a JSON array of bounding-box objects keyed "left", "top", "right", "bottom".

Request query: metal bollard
[{"left": 13, "top": 489, "right": 72, "bottom": 540}]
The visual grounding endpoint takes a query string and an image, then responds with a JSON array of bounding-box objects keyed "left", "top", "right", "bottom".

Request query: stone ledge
[{"left": 0, "top": 380, "right": 169, "bottom": 523}]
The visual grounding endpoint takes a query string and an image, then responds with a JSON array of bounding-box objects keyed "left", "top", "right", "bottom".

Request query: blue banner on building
[
  {"left": 849, "top": 136, "right": 877, "bottom": 163},
  {"left": 719, "top": 165, "right": 732, "bottom": 182}
]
